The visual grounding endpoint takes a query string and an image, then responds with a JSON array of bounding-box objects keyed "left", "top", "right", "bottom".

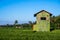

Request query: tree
[
  {"left": 14, "top": 20, "right": 18, "bottom": 27},
  {"left": 29, "top": 21, "right": 33, "bottom": 24},
  {"left": 50, "top": 16, "right": 56, "bottom": 30},
  {"left": 6, "top": 24, "right": 9, "bottom": 27},
  {"left": 28, "top": 21, "right": 33, "bottom": 28},
  {"left": 55, "top": 15, "right": 60, "bottom": 29},
  {"left": 50, "top": 15, "right": 60, "bottom": 29},
  {"left": 14, "top": 20, "right": 18, "bottom": 25}
]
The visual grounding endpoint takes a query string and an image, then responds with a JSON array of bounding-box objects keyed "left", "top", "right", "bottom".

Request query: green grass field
[{"left": 0, "top": 27, "right": 60, "bottom": 40}]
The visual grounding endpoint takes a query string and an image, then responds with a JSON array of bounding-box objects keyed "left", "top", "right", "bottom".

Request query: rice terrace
[{"left": 0, "top": 0, "right": 60, "bottom": 40}]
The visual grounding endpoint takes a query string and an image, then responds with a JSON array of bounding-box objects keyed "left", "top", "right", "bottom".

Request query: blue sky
[{"left": 0, "top": 0, "right": 60, "bottom": 25}]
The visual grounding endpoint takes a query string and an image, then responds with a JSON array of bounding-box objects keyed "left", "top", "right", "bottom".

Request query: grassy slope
[{"left": 0, "top": 28, "right": 60, "bottom": 40}]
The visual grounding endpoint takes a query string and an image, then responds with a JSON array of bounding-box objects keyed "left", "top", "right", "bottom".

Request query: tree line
[{"left": 0, "top": 15, "right": 60, "bottom": 30}]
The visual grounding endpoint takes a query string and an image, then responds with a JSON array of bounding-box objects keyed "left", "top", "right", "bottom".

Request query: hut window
[{"left": 41, "top": 17, "right": 46, "bottom": 20}]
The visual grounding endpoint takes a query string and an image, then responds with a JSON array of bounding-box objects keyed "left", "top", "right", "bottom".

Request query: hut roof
[{"left": 34, "top": 10, "right": 52, "bottom": 17}]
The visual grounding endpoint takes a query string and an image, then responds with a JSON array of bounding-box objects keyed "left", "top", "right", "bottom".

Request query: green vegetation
[
  {"left": 0, "top": 28, "right": 60, "bottom": 40},
  {"left": 0, "top": 15, "right": 60, "bottom": 40},
  {"left": 50, "top": 15, "right": 60, "bottom": 30}
]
